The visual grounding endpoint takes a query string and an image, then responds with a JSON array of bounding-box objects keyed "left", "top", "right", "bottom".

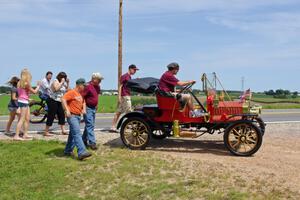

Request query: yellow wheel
[
  {"left": 224, "top": 121, "right": 263, "bottom": 156},
  {"left": 120, "top": 117, "right": 150, "bottom": 150}
]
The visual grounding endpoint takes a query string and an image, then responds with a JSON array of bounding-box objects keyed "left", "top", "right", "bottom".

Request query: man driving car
[{"left": 159, "top": 62, "right": 202, "bottom": 117}]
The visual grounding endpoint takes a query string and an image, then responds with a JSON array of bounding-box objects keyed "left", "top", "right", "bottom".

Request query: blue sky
[{"left": 0, "top": 0, "right": 300, "bottom": 92}]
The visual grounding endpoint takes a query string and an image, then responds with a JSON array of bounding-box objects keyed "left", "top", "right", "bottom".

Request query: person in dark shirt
[
  {"left": 111, "top": 64, "right": 139, "bottom": 131},
  {"left": 159, "top": 62, "right": 202, "bottom": 116},
  {"left": 5, "top": 76, "right": 20, "bottom": 135},
  {"left": 82, "top": 73, "right": 103, "bottom": 150}
]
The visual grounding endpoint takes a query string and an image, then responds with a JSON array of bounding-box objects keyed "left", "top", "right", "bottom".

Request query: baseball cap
[
  {"left": 92, "top": 72, "right": 104, "bottom": 80},
  {"left": 167, "top": 62, "right": 180, "bottom": 70},
  {"left": 76, "top": 78, "right": 86, "bottom": 85},
  {"left": 129, "top": 64, "right": 139, "bottom": 70}
]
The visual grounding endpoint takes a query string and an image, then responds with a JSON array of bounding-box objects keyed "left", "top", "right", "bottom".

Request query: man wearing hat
[
  {"left": 159, "top": 62, "right": 201, "bottom": 117},
  {"left": 62, "top": 78, "right": 92, "bottom": 161},
  {"left": 111, "top": 64, "right": 139, "bottom": 131},
  {"left": 82, "top": 73, "right": 104, "bottom": 150}
]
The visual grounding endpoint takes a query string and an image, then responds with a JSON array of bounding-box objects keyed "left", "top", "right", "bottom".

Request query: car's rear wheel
[
  {"left": 120, "top": 117, "right": 151, "bottom": 150},
  {"left": 224, "top": 121, "right": 262, "bottom": 156}
]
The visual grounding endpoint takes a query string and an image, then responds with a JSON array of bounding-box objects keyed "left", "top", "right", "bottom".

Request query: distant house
[{"left": 102, "top": 92, "right": 112, "bottom": 96}]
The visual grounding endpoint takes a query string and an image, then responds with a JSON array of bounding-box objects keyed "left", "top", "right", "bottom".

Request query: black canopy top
[{"left": 126, "top": 77, "right": 159, "bottom": 94}]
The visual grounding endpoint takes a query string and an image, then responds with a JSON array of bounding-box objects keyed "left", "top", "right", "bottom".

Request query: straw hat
[{"left": 92, "top": 72, "right": 104, "bottom": 80}]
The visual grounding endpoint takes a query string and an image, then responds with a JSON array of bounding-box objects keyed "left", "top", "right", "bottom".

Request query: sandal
[{"left": 23, "top": 135, "right": 33, "bottom": 139}]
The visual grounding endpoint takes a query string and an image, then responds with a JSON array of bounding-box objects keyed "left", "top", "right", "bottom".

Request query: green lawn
[
  {"left": 0, "top": 95, "right": 156, "bottom": 115},
  {"left": 0, "top": 140, "right": 295, "bottom": 200}
]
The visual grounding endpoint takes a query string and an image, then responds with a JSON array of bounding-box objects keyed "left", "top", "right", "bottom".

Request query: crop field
[{"left": 0, "top": 95, "right": 157, "bottom": 115}]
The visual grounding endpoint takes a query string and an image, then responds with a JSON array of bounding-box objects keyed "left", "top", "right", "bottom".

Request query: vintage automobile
[{"left": 117, "top": 73, "right": 265, "bottom": 156}]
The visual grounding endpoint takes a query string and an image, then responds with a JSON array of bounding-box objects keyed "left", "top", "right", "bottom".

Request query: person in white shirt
[{"left": 39, "top": 71, "right": 53, "bottom": 100}]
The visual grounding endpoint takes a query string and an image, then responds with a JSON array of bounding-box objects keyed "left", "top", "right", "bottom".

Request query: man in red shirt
[
  {"left": 159, "top": 62, "right": 197, "bottom": 113},
  {"left": 111, "top": 64, "right": 139, "bottom": 131},
  {"left": 82, "top": 73, "right": 103, "bottom": 150}
]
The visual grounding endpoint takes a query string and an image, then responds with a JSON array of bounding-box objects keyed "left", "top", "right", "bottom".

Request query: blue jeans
[
  {"left": 83, "top": 107, "right": 96, "bottom": 145},
  {"left": 64, "top": 115, "right": 87, "bottom": 156}
]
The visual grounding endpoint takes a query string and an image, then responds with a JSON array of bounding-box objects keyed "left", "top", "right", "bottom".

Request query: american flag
[{"left": 240, "top": 89, "right": 251, "bottom": 102}]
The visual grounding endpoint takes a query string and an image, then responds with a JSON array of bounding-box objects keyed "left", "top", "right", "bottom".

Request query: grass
[
  {"left": 0, "top": 93, "right": 300, "bottom": 115},
  {"left": 0, "top": 95, "right": 156, "bottom": 115},
  {"left": 0, "top": 140, "right": 296, "bottom": 200}
]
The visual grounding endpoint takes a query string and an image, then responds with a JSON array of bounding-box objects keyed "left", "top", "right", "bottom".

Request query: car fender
[{"left": 117, "top": 111, "right": 150, "bottom": 129}]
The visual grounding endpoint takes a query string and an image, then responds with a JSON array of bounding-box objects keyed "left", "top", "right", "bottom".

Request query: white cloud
[
  {"left": 206, "top": 12, "right": 300, "bottom": 42},
  {"left": 0, "top": 0, "right": 115, "bottom": 29}
]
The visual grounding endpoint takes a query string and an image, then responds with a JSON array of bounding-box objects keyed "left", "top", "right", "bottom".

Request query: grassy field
[
  {"left": 0, "top": 140, "right": 295, "bottom": 200},
  {"left": 0, "top": 93, "right": 300, "bottom": 115},
  {"left": 0, "top": 95, "right": 156, "bottom": 115}
]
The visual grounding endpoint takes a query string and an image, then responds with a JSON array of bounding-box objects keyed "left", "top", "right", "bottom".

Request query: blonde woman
[{"left": 14, "top": 69, "right": 40, "bottom": 141}]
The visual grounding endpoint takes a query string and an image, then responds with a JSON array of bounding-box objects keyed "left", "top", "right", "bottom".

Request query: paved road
[
  {"left": 0, "top": 109, "right": 299, "bottom": 133},
  {"left": 261, "top": 109, "right": 300, "bottom": 123}
]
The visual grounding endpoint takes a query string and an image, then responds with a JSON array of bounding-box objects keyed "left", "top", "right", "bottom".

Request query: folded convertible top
[{"left": 126, "top": 77, "right": 159, "bottom": 94}]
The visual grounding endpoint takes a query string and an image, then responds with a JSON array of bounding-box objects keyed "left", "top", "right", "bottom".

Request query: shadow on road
[{"left": 104, "top": 137, "right": 230, "bottom": 157}]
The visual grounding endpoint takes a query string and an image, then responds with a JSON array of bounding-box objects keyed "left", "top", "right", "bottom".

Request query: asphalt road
[{"left": 0, "top": 109, "right": 299, "bottom": 133}]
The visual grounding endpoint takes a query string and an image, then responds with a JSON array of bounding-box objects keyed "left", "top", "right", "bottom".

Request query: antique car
[{"left": 117, "top": 73, "right": 265, "bottom": 156}]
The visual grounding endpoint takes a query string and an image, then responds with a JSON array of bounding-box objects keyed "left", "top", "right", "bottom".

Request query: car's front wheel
[
  {"left": 120, "top": 117, "right": 151, "bottom": 150},
  {"left": 224, "top": 121, "right": 263, "bottom": 156}
]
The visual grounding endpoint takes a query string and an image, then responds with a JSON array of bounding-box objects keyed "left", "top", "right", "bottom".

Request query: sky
[{"left": 0, "top": 0, "right": 300, "bottom": 92}]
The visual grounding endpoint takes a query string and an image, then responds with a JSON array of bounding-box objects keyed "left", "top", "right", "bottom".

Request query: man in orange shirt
[{"left": 62, "top": 78, "right": 92, "bottom": 161}]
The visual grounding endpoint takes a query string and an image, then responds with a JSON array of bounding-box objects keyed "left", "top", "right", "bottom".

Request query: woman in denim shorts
[{"left": 5, "top": 76, "right": 20, "bottom": 135}]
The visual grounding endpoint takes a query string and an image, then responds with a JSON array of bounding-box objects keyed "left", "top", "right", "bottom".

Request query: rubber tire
[
  {"left": 29, "top": 102, "right": 47, "bottom": 124},
  {"left": 224, "top": 121, "right": 263, "bottom": 157},
  {"left": 120, "top": 117, "right": 151, "bottom": 150},
  {"left": 253, "top": 117, "right": 265, "bottom": 136}
]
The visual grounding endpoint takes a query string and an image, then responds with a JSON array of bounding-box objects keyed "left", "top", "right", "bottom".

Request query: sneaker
[
  {"left": 89, "top": 144, "right": 98, "bottom": 151},
  {"left": 190, "top": 110, "right": 207, "bottom": 118},
  {"left": 78, "top": 152, "right": 92, "bottom": 161},
  {"left": 4, "top": 131, "right": 14, "bottom": 137}
]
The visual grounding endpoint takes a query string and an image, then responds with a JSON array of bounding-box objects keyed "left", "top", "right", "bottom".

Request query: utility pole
[
  {"left": 241, "top": 76, "right": 245, "bottom": 92},
  {"left": 118, "top": 0, "right": 123, "bottom": 89}
]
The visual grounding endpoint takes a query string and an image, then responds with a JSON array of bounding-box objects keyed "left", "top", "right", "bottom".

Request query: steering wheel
[{"left": 178, "top": 81, "right": 196, "bottom": 94}]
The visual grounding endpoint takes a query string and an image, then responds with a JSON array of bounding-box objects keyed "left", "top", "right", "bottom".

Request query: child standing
[
  {"left": 5, "top": 76, "right": 20, "bottom": 135},
  {"left": 14, "top": 69, "right": 40, "bottom": 141}
]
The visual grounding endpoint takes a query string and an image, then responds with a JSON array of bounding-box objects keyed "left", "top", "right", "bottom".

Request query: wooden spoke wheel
[
  {"left": 224, "top": 121, "right": 263, "bottom": 156},
  {"left": 120, "top": 117, "right": 151, "bottom": 150}
]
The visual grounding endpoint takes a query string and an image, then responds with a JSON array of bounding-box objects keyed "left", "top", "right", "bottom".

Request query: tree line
[{"left": 264, "top": 89, "right": 299, "bottom": 99}]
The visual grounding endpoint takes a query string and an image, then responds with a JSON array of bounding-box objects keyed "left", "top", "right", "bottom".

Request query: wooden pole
[{"left": 118, "top": 0, "right": 123, "bottom": 89}]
